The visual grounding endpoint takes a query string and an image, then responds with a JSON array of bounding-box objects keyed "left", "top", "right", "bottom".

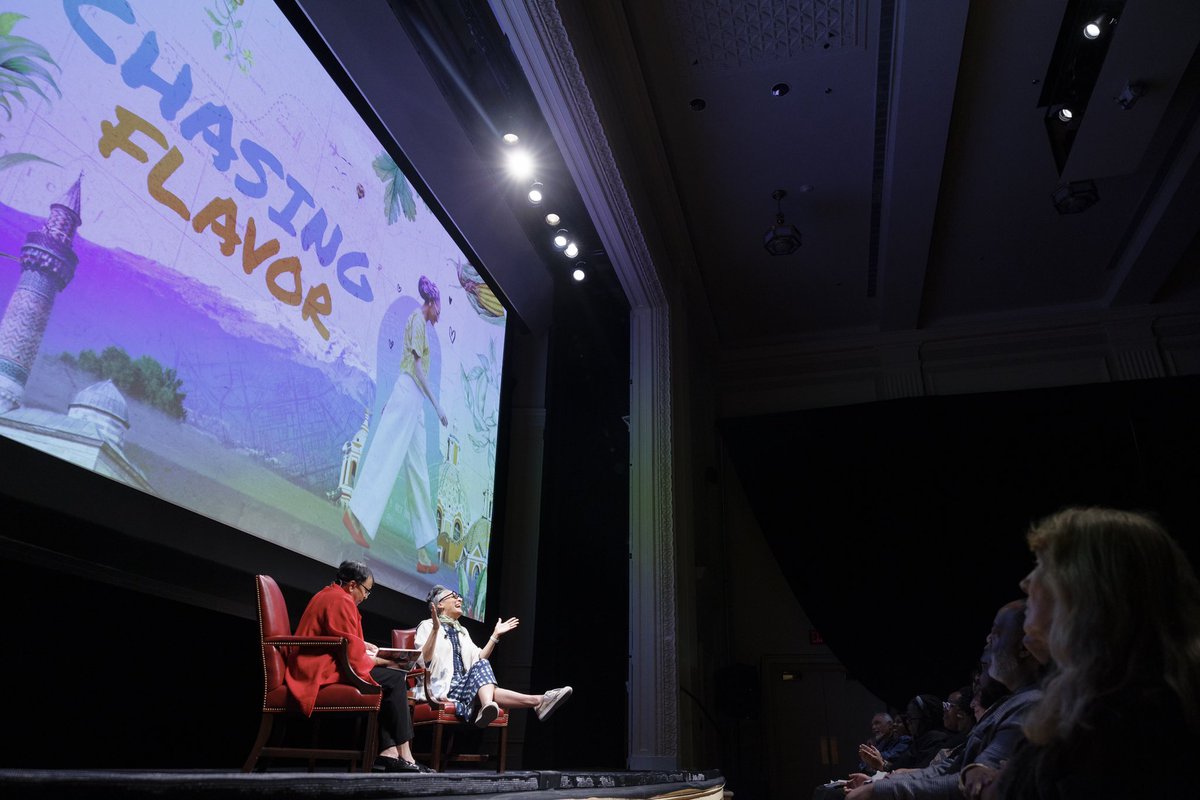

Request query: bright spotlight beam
[{"left": 505, "top": 149, "right": 535, "bottom": 180}]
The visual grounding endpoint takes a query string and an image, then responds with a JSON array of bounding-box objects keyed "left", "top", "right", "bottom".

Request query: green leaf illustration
[
  {"left": 0, "top": 13, "right": 25, "bottom": 37},
  {"left": 0, "top": 36, "right": 57, "bottom": 66},
  {"left": 1, "top": 14, "right": 62, "bottom": 118},
  {"left": 372, "top": 151, "right": 417, "bottom": 224},
  {"left": 0, "top": 152, "right": 60, "bottom": 172},
  {"left": 4, "top": 56, "right": 60, "bottom": 98}
]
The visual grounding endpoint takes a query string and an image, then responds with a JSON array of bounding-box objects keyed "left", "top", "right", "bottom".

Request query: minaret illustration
[{"left": 0, "top": 175, "right": 82, "bottom": 413}]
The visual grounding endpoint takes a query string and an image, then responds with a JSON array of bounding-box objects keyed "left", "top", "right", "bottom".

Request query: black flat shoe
[{"left": 373, "top": 756, "right": 422, "bottom": 773}]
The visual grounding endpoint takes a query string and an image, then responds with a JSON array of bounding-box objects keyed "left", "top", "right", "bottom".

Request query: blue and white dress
[{"left": 414, "top": 617, "right": 497, "bottom": 721}]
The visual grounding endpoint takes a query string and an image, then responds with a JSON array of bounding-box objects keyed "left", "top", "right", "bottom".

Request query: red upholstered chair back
[
  {"left": 391, "top": 626, "right": 508, "bottom": 772},
  {"left": 255, "top": 575, "right": 291, "bottom": 692}
]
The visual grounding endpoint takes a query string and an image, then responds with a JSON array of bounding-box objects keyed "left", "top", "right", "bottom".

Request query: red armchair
[
  {"left": 393, "top": 627, "right": 509, "bottom": 773},
  {"left": 243, "top": 575, "right": 382, "bottom": 772}
]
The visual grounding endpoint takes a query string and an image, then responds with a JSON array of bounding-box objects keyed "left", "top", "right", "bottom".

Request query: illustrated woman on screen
[{"left": 343, "top": 276, "right": 448, "bottom": 573}]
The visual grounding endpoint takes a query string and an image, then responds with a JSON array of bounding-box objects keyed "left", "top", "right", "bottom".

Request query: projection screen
[{"left": 0, "top": 0, "right": 506, "bottom": 618}]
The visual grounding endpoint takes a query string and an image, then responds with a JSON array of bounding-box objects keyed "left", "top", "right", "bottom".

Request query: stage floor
[{"left": 0, "top": 768, "right": 725, "bottom": 800}]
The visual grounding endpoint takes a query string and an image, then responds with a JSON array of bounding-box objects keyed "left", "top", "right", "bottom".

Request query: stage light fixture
[
  {"left": 527, "top": 181, "right": 544, "bottom": 205},
  {"left": 1057, "top": 106, "right": 1074, "bottom": 122},
  {"left": 505, "top": 149, "right": 535, "bottom": 180},
  {"left": 763, "top": 189, "right": 802, "bottom": 256},
  {"left": 1051, "top": 179, "right": 1099, "bottom": 214},
  {"left": 564, "top": 242, "right": 579, "bottom": 258},
  {"left": 553, "top": 229, "right": 569, "bottom": 248},
  {"left": 572, "top": 267, "right": 586, "bottom": 282},
  {"left": 1083, "top": 21, "right": 1101, "bottom": 39},
  {"left": 544, "top": 213, "right": 561, "bottom": 226},
  {"left": 502, "top": 132, "right": 520, "bottom": 144}
]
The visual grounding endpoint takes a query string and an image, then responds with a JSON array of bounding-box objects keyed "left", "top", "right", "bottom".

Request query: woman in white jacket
[{"left": 415, "top": 585, "right": 572, "bottom": 727}]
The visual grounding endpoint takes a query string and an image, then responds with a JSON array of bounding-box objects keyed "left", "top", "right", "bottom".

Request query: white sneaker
[
  {"left": 535, "top": 686, "right": 573, "bottom": 721},
  {"left": 474, "top": 701, "right": 499, "bottom": 728}
]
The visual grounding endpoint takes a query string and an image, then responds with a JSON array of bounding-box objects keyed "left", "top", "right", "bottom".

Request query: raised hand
[
  {"left": 858, "top": 743, "right": 884, "bottom": 771},
  {"left": 492, "top": 616, "right": 520, "bottom": 638}
]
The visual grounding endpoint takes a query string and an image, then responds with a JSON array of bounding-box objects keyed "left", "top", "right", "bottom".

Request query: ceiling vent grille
[{"left": 669, "top": 0, "right": 861, "bottom": 71}]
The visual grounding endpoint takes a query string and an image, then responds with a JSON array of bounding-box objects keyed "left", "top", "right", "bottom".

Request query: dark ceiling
[{"left": 299, "top": 1, "right": 1200, "bottom": 350}]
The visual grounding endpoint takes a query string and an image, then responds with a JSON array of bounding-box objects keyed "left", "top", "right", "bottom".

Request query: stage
[{"left": 0, "top": 768, "right": 725, "bottom": 799}]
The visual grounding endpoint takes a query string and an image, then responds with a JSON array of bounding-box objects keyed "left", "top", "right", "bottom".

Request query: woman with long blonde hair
[{"left": 998, "top": 507, "right": 1200, "bottom": 799}]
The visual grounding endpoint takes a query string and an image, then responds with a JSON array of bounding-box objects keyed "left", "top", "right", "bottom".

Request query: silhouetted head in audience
[
  {"left": 904, "top": 694, "right": 944, "bottom": 738},
  {"left": 971, "top": 669, "right": 1011, "bottom": 721},
  {"left": 942, "top": 686, "right": 974, "bottom": 732},
  {"left": 969, "top": 690, "right": 985, "bottom": 721},
  {"left": 869, "top": 712, "right": 894, "bottom": 743},
  {"left": 982, "top": 599, "right": 1039, "bottom": 692},
  {"left": 1021, "top": 507, "right": 1200, "bottom": 744}
]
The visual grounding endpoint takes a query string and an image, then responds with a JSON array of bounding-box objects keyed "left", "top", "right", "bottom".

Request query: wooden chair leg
[
  {"left": 308, "top": 718, "right": 321, "bottom": 772},
  {"left": 497, "top": 725, "right": 508, "bottom": 774},
  {"left": 242, "top": 714, "right": 274, "bottom": 773},
  {"left": 359, "top": 711, "right": 379, "bottom": 773},
  {"left": 431, "top": 724, "right": 445, "bottom": 772}
]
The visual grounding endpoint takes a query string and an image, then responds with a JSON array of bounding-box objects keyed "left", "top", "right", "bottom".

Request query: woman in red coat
[{"left": 286, "top": 561, "right": 428, "bottom": 772}]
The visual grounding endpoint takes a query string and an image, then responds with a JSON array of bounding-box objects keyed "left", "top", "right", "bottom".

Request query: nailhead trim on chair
[
  {"left": 255, "top": 578, "right": 269, "bottom": 708},
  {"left": 246, "top": 576, "right": 382, "bottom": 773}
]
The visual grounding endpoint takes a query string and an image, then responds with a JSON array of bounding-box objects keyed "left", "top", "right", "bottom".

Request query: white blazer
[{"left": 413, "top": 618, "right": 482, "bottom": 700}]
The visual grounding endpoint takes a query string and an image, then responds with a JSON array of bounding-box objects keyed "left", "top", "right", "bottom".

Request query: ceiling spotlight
[
  {"left": 564, "top": 242, "right": 580, "bottom": 258},
  {"left": 1051, "top": 180, "right": 1099, "bottom": 214},
  {"left": 771, "top": 83, "right": 790, "bottom": 97},
  {"left": 1056, "top": 106, "right": 1074, "bottom": 122},
  {"left": 527, "top": 181, "right": 544, "bottom": 205},
  {"left": 502, "top": 132, "right": 520, "bottom": 145},
  {"left": 763, "top": 189, "right": 802, "bottom": 256},
  {"left": 572, "top": 267, "right": 586, "bottom": 282},
  {"left": 544, "top": 213, "right": 561, "bottom": 226},
  {"left": 1083, "top": 21, "right": 1101, "bottom": 39},
  {"left": 505, "top": 149, "right": 535, "bottom": 180},
  {"left": 553, "top": 229, "right": 569, "bottom": 248}
]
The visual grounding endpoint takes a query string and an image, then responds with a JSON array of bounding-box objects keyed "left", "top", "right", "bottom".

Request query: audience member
[
  {"left": 942, "top": 687, "right": 974, "bottom": 738},
  {"left": 969, "top": 667, "right": 1011, "bottom": 724},
  {"left": 883, "top": 694, "right": 952, "bottom": 770},
  {"left": 415, "top": 585, "right": 572, "bottom": 726},
  {"left": 918, "top": 687, "right": 975, "bottom": 769},
  {"left": 846, "top": 599, "right": 1042, "bottom": 799},
  {"left": 285, "top": 561, "right": 427, "bottom": 772},
  {"left": 814, "top": 713, "right": 911, "bottom": 800},
  {"left": 978, "top": 508, "right": 1200, "bottom": 800},
  {"left": 856, "top": 712, "right": 911, "bottom": 773}
]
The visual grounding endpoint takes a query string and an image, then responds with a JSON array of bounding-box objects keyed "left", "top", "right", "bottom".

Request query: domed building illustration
[
  {"left": 0, "top": 379, "right": 151, "bottom": 491},
  {"left": 455, "top": 513, "right": 491, "bottom": 620},
  {"left": 0, "top": 177, "right": 151, "bottom": 492},
  {"left": 434, "top": 434, "right": 470, "bottom": 567}
]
